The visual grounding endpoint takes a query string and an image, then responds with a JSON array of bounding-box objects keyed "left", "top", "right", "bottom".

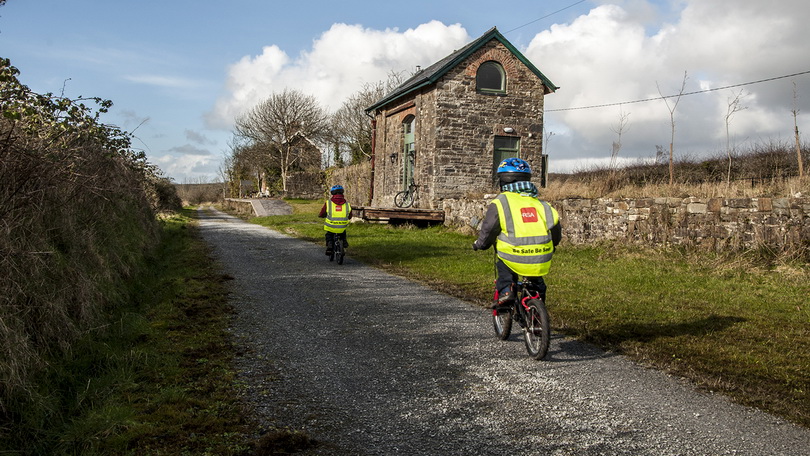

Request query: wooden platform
[{"left": 353, "top": 206, "right": 445, "bottom": 224}]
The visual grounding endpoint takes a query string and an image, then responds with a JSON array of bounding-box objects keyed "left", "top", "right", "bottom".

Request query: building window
[
  {"left": 493, "top": 135, "right": 520, "bottom": 182},
  {"left": 476, "top": 61, "right": 506, "bottom": 93}
]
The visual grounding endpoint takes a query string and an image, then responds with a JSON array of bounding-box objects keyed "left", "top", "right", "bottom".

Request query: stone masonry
[
  {"left": 442, "top": 196, "right": 810, "bottom": 253},
  {"left": 321, "top": 160, "right": 810, "bottom": 253},
  {"left": 369, "top": 34, "right": 551, "bottom": 209}
]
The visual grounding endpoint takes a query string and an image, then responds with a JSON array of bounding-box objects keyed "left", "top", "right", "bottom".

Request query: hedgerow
[{"left": 0, "top": 57, "right": 179, "bottom": 438}]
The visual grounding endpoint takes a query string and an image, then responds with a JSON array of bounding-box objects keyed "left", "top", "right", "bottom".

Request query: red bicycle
[{"left": 492, "top": 278, "right": 551, "bottom": 360}]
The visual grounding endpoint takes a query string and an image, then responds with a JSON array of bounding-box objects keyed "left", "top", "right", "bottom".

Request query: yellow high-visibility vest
[
  {"left": 324, "top": 200, "right": 351, "bottom": 233},
  {"left": 492, "top": 192, "right": 559, "bottom": 277}
]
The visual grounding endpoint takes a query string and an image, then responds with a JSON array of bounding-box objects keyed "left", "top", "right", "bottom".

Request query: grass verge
[
  {"left": 1, "top": 208, "right": 255, "bottom": 455},
  {"left": 91, "top": 208, "right": 252, "bottom": 455},
  {"left": 249, "top": 199, "right": 810, "bottom": 428}
]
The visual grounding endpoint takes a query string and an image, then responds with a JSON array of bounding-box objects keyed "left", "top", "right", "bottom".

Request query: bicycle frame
[
  {"left": 394, "top": 183, "right": 417, "bottom": 208},
  {"left": 491, "top": 278, "right": 550, "bottom": 360},
  {"left": 329, "top": 233, "right": 345, "bottom": 265}
]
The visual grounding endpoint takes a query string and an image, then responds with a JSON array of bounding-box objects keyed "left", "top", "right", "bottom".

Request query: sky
[{"left": 2, "top": 0, "right": 810, "bottom": 182}]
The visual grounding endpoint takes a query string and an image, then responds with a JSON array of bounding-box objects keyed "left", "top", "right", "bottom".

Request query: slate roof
[{"left": 366, "top": 27, "right": 557, "bottom": 113}]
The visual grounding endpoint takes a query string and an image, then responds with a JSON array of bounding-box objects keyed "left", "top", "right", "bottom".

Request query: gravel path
[{"left": 197, "top": 207, "right": 810, "bottom": 456}]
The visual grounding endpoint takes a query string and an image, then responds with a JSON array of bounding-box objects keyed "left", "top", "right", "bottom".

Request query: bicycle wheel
[
  {"left": 335, "top": 240, "right": 344, "bottom": 265},
  {"left": 523, "top": 299, "right": 550, "bottom": 360},
  {"left": 394, "top": 190, "right": 413, "bottom": 208},
  {"left": 492, "top": 305, "right": 512, "bottom": 340}
]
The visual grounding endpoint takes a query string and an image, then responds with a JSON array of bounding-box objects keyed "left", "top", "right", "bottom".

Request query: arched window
[{"left": 476, "top": 61, "right": 506, "bottom": 93}]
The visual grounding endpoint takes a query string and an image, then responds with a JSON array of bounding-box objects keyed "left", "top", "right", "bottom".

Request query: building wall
[
  {"left": 432, "top": 41, "right": 547, "bottom": 201},
  {"left": 370, "top": 39, "right": 549, "bottom": 209},
  {"left": 372, "top": 96, "right": 426, "bottom": 208},
  {"left": 326, "top": 161, "right": 372, "bottom": 206},
  {"left": 285, "top": 170, "right": 324, "bottom": 199}
]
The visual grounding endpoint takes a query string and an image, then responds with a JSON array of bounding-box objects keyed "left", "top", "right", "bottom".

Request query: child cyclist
[
  {"left": 472, "top": 158, "right": 562, "bottom": 307},
  {"left": 318, "top": 185, "right": 352, "bottom": 256}
]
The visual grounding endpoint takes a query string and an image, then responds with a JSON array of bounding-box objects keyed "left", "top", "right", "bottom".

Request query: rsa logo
[{"left": 520, "top": 207, "right": 538, "bottom": 223}]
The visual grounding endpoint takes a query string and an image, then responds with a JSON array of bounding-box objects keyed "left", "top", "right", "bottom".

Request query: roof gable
[{"left": 366, "top": 27, "right": 557, "bottom": 113}]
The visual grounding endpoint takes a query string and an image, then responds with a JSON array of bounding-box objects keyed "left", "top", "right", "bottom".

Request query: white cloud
[
  {"left": 156, "top": 150, "right": 220, "bottom": 183},
  {"left": 124, "top": 74, "right": 205, "bottom": 89},
  {"left": 206, "top": 21, "right": 470, "bottom": 129},
  {"left": 527, "top": 0, "right": 810, "bottom": 169},
  {"left": 200, "top": 1, "right": 810, "bottom": 177}
]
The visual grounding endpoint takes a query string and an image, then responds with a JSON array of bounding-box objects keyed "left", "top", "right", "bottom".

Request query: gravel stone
[{"left": 197, "top": 207, "right": 810, "bottom": 456}]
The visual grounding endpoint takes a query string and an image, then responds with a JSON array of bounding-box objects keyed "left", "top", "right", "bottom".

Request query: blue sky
[{"left": 3, "top": 0, "right": 809, "bottom": 182}]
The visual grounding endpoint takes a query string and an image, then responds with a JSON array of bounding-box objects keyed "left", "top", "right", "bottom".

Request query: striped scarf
[{"left": 501, "top": 180, "right": 539, "bottom": 198}]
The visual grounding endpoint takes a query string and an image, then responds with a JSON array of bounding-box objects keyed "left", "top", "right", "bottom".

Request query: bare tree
[
  {"left": 724, "top": 89, "right": 747, "bottom": 185},
  {"left": 218, "top": 150, "right": 235, "bottom": 198},
  {"left": 657, "top": 71, "right": 688, "bottom": 185},
  {"left": 331, "top": 91, "right": 375, "bottom": 165},
  {"left": 229, "top": 138, "right": 267, "bottom": 196},
  {"left": 331, "top": 71, "right": 405, "bottom": 165},
  {"left": 233, "top": 89, "right": 329, "bottom": 192},
  {"left": 793, "top": 81, "right": 804, "bottom": 178},
  {"left": 543, "top": 127, "right": 555, "bottom": 156},
  {"left": 610, "top": 108, "right": 630, "bottom": 170}
]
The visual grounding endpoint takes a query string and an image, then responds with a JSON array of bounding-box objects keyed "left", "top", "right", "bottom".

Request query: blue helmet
[
  {"left": 330, "top": 185, "right": 344, "bottom": 195},
  {"left": 497, "top": 157, "right": 532, "bottom": 184}
]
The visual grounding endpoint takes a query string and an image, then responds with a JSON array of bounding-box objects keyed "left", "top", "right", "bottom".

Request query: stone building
[{"left": 365, "top": 27, "right": 557, "bottom": 209}]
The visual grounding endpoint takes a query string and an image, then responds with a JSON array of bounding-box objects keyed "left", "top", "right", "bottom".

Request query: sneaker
[
  {"left": 343, "top": 240, "right": 349, "bottom": 248},
  {"left": 325, "top": 249, "right": 333, "bottom": 256},
  {"left": 493, "top": 291, "right": 514, "bottom": 308}
]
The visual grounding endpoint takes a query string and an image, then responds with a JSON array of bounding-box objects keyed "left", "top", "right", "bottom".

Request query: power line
[
  {"left": 547, "top": 70, "right": 810, "bottom": 112},
  {"left": 503, "top": 0, "right": 587, "bottom": 34}
]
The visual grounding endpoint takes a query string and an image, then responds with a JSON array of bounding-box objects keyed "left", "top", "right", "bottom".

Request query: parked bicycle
[
  {"left": 394, "top": 183, "right": 418, "bottom": 208},
  {"left": 492, "top": 277, "right": 551, "bottom": 360},
  {"left": 328, "top": 235, "right": 345, "bottom": 265}
]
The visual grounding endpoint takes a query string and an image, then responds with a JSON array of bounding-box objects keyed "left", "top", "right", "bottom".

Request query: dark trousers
[
  {"left": 325, "top": 231, "right": 347, "bottom": 249},
  {"left": 495, "top": 258, "right": 547, "bottom": 301}
]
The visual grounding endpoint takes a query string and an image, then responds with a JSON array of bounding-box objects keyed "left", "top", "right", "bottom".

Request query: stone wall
[
  {"left": 441, "top": 196, "right": 810, "bottom": 252},
  {"left": 325, "top": 161, "right": 373, "bottom": 206}
]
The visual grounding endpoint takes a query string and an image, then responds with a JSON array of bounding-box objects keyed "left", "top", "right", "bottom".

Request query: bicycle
[
  {"left": 394, "top": 183, "right": 417, "bottom": 208},
  {"left": 492, "top": 278, "right": 551, "bottom": 360},
  {"left": 328, "top": 234, "right": 345, "bottom": 265}
]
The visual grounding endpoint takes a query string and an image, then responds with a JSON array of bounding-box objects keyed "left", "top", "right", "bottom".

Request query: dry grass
[
  {"left": 544, "top": 174, "right": 809, "bottom": 200},
  {"left": 544, "top": 144, "right": 808, "bottom": 200}
]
